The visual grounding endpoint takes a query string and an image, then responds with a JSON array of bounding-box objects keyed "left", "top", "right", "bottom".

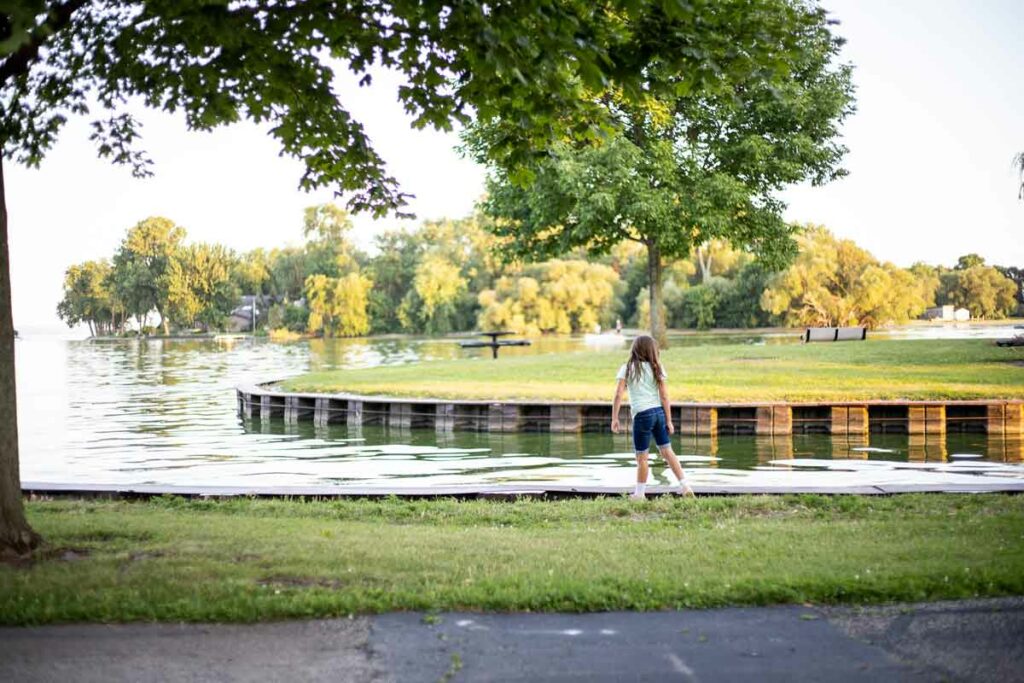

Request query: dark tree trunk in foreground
[
  {"left": 646, "top": 241, "right": 668, "bottom": 348},
  {"left": 0, "top": 155, "right": 41, "bottom": 557}
]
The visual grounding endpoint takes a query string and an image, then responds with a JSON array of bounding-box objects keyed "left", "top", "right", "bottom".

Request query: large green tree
[
  {"left": 110, "top": 217, "right": 186, "bottom": 335},
  {"left": 761, "top": 226, "right": 930, "bottom": 328},
  {"left": 166, "top": 243, "right": 240, "bottom": 330},
  {"left": 478, "top": 259, "right": 620, "bottom": 335},
  {"left": 367, "top": 214, "right": 503, "bottom": 334},
  {"left": 302, "top": 204, "right": 361, "bottom": 279},
  {"left": 56, "top": 259, "right": 117, "bottom": 336},
  {"left": 469, "top": 0, "right": 854, "bottom": 345},
  {"left": 2, "top": 0, "right": 715, "bottom": 554},
  {"left": 305, "top": 272, "right": 373, "bottom": 337},
  {"left": 939, "top": 266, "right": 1018, "bottom": 320},
  {"left": 995, "top": 265, "right": 1023, "bottom": 312},
  {"left": 234, "top": 249, "right": 272, "bottom": 299}
]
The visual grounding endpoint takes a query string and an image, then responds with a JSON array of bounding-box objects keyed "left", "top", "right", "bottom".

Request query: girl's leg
[
  {"left": 631, "top": 452, "right": 649, "bottom": 499},
  {"left": 631, "top": 410, "right": 653, "bottom": 499},
  {"left": 656, "top": 443, "right": 695, "bottom": 497}
]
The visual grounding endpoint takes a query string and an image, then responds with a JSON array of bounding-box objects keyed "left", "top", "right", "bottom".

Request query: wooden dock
[{"left": 236, "top": 383, "right": 1024, "bottom": 440}]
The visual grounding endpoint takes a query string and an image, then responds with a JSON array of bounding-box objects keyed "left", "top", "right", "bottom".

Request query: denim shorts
[{"left": 632, "top": 406, "right": 671, "bottom": 453}]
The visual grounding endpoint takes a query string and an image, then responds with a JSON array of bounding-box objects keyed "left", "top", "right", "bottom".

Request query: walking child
[{"left": 611, "top": 335, "right": 695, "bottom": 500}]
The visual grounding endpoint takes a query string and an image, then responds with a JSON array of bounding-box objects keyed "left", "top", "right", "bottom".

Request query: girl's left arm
[{"left": 658, "top": 380, "right": 675, "bottom": 435}]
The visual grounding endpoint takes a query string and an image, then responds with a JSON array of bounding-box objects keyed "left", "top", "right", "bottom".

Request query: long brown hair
[{"left": 625, "top": 335, "right": 665, "bottom": 386}]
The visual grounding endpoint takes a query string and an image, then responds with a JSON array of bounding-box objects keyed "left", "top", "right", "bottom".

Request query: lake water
[{"left": 14, "top": 325, "right": 1024, "bottom": 490}]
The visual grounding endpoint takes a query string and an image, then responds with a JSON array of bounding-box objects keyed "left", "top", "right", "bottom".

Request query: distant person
[
  {"left": 611, "top": 335, "right": 695, "bottom": 500},
  {"left": 615, "top": 318, "right": 623, "bottom": 335}
]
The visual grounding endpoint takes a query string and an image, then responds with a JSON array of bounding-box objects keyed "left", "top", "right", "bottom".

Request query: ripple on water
[{"left": 15, "top": 335, "right": 1024, "bottom": 489}]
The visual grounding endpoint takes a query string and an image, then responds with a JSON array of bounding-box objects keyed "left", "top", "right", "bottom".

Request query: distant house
[
  {"left": 923, "top": 305, "right": 954, "bottom": 321},
  {"left": 227, "top": 306, "right": 254, "bottom": 333},
  {"left": 922, "top": 305, "right": 970, "bottom": 322},
  {"left": 228, "top": 295, "right": 260, "bottom": 333}
]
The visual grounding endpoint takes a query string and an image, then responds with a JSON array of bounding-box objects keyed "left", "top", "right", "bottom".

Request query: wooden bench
[{"left": 802, "top": 326, "right": 867, "bottom": 343}]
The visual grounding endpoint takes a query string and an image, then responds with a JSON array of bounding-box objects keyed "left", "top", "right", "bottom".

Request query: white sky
[{"left": 7, "top": 0, "right": 1023, "bottom": 328}]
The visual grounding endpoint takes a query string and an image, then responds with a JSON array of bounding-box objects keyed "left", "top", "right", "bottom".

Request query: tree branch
[{"left": 0, "top": 0, "right": 89, "bottom": 87}]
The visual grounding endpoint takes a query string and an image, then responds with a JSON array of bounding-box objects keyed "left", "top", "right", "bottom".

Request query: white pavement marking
[
  {"left": 666, "top": 652, "right": 698, "bottom": 681},
  {"left": 455, "top": 619, "right": 489, "bottom": 631}
]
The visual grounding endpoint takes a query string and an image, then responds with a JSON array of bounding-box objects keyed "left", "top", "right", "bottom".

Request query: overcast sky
[{"left": 7, "top": 0, "right": 1023, "bottom": 328}]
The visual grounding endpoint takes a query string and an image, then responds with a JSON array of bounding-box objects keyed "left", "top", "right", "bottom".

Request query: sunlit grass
[
  {"left": 283, "top": 339, "right": 1024, "bottom": 401},
  {"left": 2, "top": 494, "right": 1023, "bottom": 624}
]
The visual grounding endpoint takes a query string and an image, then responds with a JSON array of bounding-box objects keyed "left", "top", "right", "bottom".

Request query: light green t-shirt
[{"left": 616, "top": 362, "right": 666, "bottom": 414}]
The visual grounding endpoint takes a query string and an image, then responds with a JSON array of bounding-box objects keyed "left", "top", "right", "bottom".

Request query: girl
[{"left": 611, "top": 335, "right": 695, "bottom": 500}]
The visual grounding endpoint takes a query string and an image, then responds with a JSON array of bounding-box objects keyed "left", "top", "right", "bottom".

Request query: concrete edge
[
  {"left": 21, "top": 481, "right": 1024, "bottom": 499},
  {"left": 237, "top": 380, "right": 1024, "bottom": 408}
]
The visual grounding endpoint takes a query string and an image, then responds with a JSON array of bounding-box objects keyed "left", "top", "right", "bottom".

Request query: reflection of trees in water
[
  {"left": 305, "top": 336, "right": 597, "bottom": 373},
  {"left": 755, "top": 436, "right": 791, "bottom": 464},
  {"left": 989, "top": 436, "right": 1024, "bottom": 463}
]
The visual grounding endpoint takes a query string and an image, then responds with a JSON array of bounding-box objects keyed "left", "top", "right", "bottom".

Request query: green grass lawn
[
  {"left": 3, "top": 495, "right": 1023, "bottom": 624},
  {"left": 282, "top": 339, "right": 1024, "bottom": 402}
]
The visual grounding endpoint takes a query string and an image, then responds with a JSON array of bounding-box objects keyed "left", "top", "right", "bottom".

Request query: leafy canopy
[
  {"left": 478, "top": 259, "right": 619, "bottom": 335},
  {"left": 305, "top": 272, "right": 373, "bottom": 337},
  {"left": 110, "top": 216, "right": 185, "bottom": 326},
  {"left": 761, "top": 226, "right": 931, "bottom": 329},
  {"left": 469, "top": 0, "right": 854, "bottom": 266},
  {"left": 56, "top": 258, "right": 115, "bottom": 333},
  {"left": 939, "top": 266, "right": 1017, "bottom": 320},
  {"left": 0, "top": 0, "right": 798, "bottom": 216}
]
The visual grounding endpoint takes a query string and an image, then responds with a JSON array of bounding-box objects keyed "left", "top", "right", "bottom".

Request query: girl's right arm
[
  {"left": 657, "top": 376, "right": 675, "bottom": 435},
  {"left": 611, "top": 379, "right": 626, "bottom": 433}
]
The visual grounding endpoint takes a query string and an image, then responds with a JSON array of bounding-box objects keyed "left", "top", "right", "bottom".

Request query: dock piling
[
  {"left": 435, "top": 403, "right": 455, "bottom": 432},
  {"left": 389, "top": 403, "right": 413, "bottom": 429},
  {"left": 346, "top": 400, "right": 363, "bottom": 427},
  {"left": 549, "top": 406, "right": 584, "bottom": 433},
  {"left": 234, "top": 387, "right": 1022, "bottom": 440}
]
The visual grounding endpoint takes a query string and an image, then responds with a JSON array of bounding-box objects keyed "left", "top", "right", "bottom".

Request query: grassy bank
[
  {"left": 3, "top": 495, "right": 1023, "bottom": 625},
  {"left": 282, "top": 339, "right": 1024, "bottom": 402}
]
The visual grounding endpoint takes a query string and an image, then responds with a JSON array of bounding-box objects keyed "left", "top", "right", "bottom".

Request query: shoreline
[
  {"left": 66, "top": 318, "right": 1024, "bottom": 344},
  {"left": 21, "top": 481, "right": 1024, "bottom": 498}
]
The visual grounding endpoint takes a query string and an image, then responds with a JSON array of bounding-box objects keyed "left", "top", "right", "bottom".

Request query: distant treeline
[{"left": 58, "top": 205, "right": 1022, "bottom": 337}]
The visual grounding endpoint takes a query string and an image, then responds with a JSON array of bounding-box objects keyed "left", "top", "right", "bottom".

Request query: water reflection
[{"left": 13, "top": 332, "right": 1024, "bottom": 489}]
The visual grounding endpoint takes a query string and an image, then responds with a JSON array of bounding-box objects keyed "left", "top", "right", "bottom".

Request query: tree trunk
[
  {"left": 646, "top": 241, "right": 668, "bottom": 348},
  {"left": 697, "top": 244, "right": 713, "bottom": 284},
  {"left": 87, "top": 319, "right": 95, "bottom": 338},
  {"left": 0, "top": 155, "right": 42, "bottom": 557}
]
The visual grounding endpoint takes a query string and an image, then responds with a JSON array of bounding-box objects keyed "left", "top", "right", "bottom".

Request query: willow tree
[
  {"left": 469, "top": 0, "right": 855, "bottom": 345},
  {"left": 0, "top": 1, "right": 773, "bottom": 556}
]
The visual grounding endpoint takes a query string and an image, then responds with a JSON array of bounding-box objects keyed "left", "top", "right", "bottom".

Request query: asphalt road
[{"left": 2, "top": 599, "right": 1021, "bottom": 682}]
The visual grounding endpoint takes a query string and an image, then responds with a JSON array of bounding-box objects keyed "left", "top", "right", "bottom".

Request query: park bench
[
  {"left": 802, "top": 326, "right": 867, "bottom": 343},
  {"left": 459, "top": 331, "right": 532, "bottom": 359}
]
